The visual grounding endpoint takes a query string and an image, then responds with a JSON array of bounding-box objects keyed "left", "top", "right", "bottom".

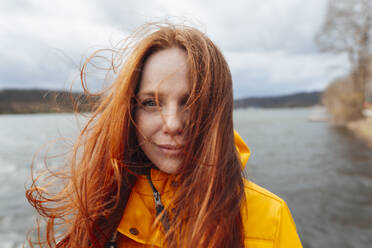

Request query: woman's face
[{"left": 135, "top": 47, "right": 189, "bottom": 174}]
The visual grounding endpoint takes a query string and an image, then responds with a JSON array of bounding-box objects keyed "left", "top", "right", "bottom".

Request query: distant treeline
[
  {"left": 234, "top": 91, "right": 322, "bottom": 109},
  {"left": 0, "top": 89, "right": 97, "bottom": 114},
  {"left": 0, "top": 89, "right": 322, "bottom": 114}
]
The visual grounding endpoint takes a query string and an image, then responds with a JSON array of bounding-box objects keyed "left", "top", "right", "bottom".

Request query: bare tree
[{"left": 315, "top": 0, "right": 372, "bottom": 119}]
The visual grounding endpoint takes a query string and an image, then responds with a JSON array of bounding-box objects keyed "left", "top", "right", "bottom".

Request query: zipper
[{"left": 146, "top": 173, "right": 170, "bottom": 231}]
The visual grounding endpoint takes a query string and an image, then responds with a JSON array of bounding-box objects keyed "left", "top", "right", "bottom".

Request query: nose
[{"left": 162, "top": 106, "right": 184, "bottom": 135}]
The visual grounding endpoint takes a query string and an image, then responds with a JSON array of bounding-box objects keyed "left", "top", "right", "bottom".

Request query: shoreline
[{"left": 347, "top": 117, "right": 372, "bottom": 150}]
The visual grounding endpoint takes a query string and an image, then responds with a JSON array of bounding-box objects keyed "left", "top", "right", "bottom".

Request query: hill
[
  {"left": 234, "top": 91, "right": 322, "bottom": 109},
  {"left": 0, "top": 89, "right": 96, "bottom": 114},
  {"left": 0, "top": 89, "right": 322, "bottom": 114}
]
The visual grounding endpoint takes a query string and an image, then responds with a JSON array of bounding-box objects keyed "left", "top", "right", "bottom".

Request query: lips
[
  {"left": 157, "top": 144, "right": 183, "bottom": 149},
  {"left": 155, "top": 143, "right": 184, "bottom": 156}
]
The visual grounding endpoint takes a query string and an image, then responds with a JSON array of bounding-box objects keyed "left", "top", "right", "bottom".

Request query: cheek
[{"left": 135, "top": 110, "right": 161, "bottom": 140}]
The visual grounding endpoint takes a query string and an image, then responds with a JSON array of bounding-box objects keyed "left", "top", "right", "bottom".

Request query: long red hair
[{"left": 26, "top": 23, "right": 245, "bottom": 247}]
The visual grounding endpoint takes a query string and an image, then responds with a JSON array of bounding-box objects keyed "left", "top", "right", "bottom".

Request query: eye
[
  {"left": 142, "top": 99, "right": 157, "bottom": 107},
  {"left": 180, "top": 96, "right": 189, "bottom": 107},
  {"left": 139, "top": 98, "right": 163, "bottom": 111}
]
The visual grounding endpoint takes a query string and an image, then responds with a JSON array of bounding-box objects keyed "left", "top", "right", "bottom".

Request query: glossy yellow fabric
[{"left": 117, "top": 131, "right": 302, "bottom": 247}]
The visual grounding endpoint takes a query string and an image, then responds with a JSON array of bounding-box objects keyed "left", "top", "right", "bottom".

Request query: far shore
[{"left": 0, "top": 89, "right": 322, "bottom": 115}]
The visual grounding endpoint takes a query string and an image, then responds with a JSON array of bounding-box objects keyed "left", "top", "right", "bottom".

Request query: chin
[
  {"left": 152, "top": 159, "right": 181, "bottom": 174},
  {"left": 155, "top": 164, "right": 179, "bottom": 174}
]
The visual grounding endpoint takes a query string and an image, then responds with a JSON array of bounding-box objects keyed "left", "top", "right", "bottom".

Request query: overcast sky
[{"left": 0, "top": 0, "right": 350, "bottom": 98}]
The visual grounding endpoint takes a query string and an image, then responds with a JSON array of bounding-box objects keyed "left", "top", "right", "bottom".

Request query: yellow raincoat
[{"left": 117, "top": 131, "right": 303, "bottom": 247}]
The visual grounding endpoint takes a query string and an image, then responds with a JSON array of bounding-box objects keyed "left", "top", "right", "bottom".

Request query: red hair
[{"left": 26, "top": 23, "right": 245, "bottom": 247}]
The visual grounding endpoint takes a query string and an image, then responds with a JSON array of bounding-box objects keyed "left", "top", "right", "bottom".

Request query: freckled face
[{"left": 135, "top": 47, "right": 189, "bottom": 174}]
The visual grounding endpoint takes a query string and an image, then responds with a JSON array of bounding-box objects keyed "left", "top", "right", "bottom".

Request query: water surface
[
  {"left": 1, "top": 108, "right": 372, "bottom": 247},
  {"left": 235, "top": 108, "right": 372, "bottom": 248}
]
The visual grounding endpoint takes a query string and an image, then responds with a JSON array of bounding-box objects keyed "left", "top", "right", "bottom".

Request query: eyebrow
[
  {"left": 137, "top": 92, "right": 159, "bottom": 97},
  {"left": 137, "top": 91, "right": 190, "bottom": 98}
]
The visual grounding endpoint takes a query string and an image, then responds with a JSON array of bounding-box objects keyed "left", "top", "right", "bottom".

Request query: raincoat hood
[{"left": 234, "top": 130, "right": 250, "bottom": 168}]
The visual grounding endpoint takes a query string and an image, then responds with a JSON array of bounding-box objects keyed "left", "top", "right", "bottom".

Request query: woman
[{"left": 27, "top": 24, "right": 302, "bottom": 247}]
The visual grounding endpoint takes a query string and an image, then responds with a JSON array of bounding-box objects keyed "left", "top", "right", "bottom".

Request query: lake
[{"left": 1, "top": 108, "right": 372, "bottom": 247}]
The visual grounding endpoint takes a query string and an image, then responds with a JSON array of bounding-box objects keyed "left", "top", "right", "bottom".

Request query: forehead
[{"left": 137, "top": 47, "right": 189, "bottom": 94}]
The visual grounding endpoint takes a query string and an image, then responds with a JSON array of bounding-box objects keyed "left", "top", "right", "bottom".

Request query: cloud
[
  {"left": 229, "top": 51, "right": 349, "bottom": 98},
  {"left": 92, "top": 0, "right": 170, "bottom": 29},
  {"left": 0, "top": 1, "right": 126, "bottom": 90},
  {"left": 161, "top": 0, "right": 328, "bottom": 53},
  {"left": 0, "top": 0, "right": 348, "bottom": 97}
]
